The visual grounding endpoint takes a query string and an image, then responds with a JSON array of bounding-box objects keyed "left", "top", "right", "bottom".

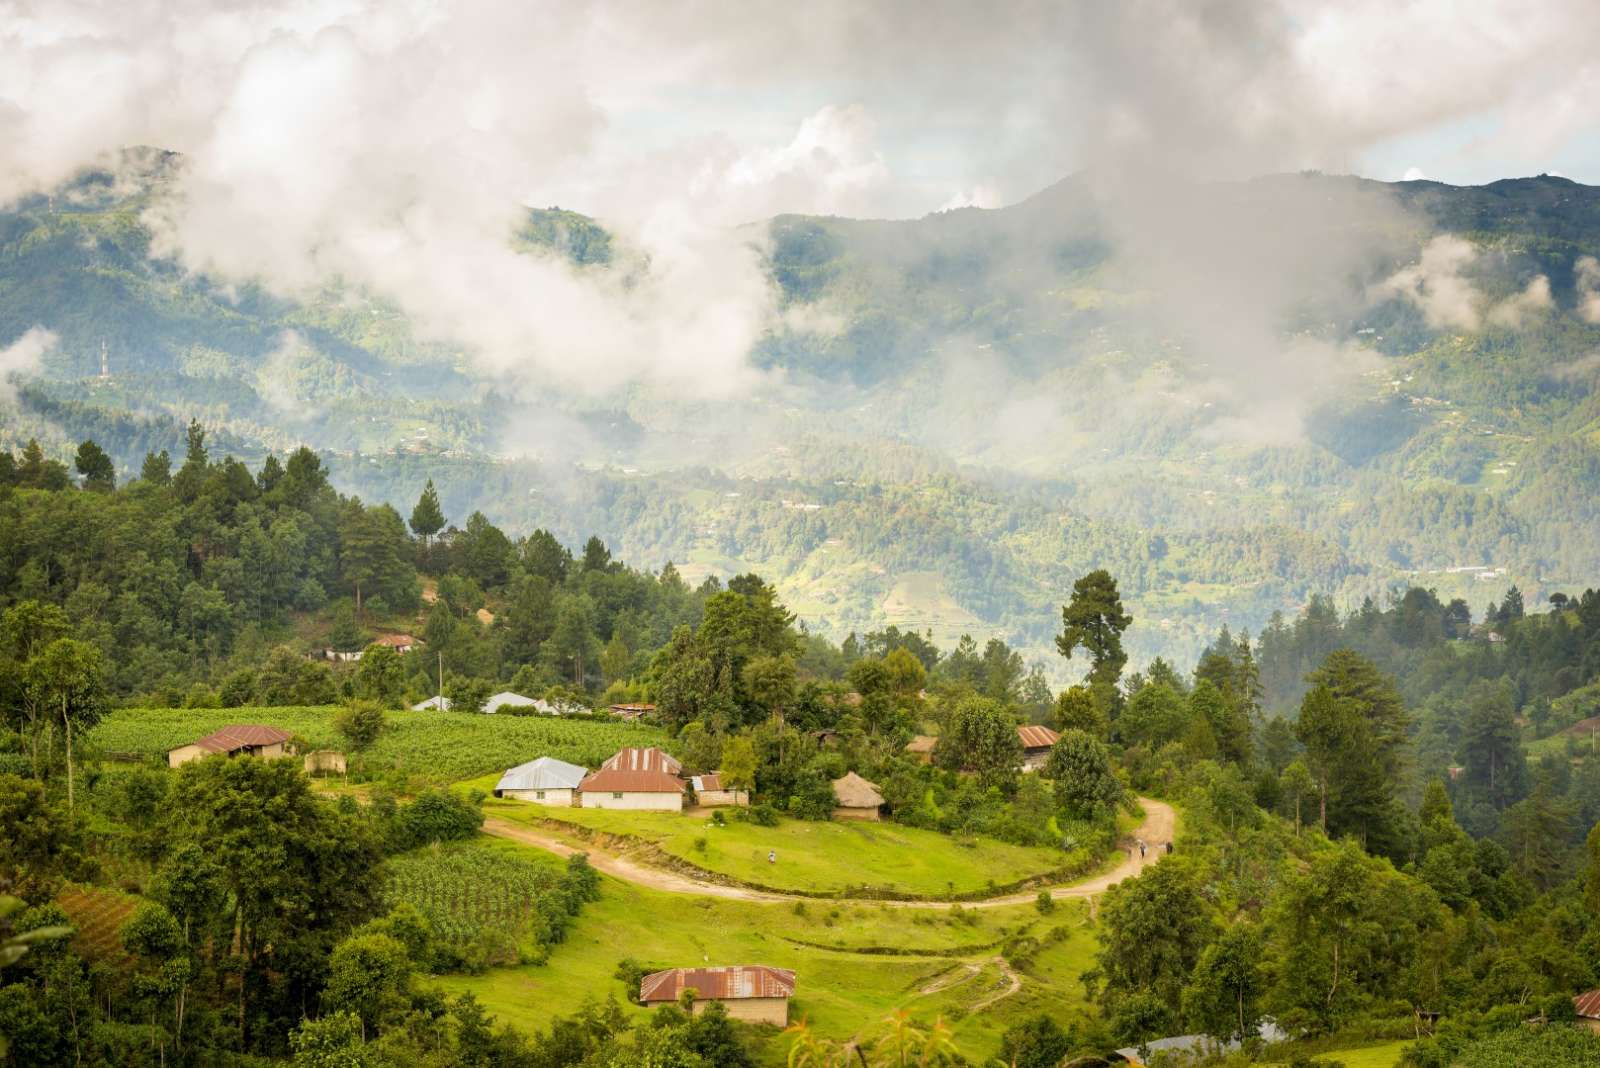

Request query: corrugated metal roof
[
  {"left": 1018, "top": 725, "right": 1060, "bottom": 749},
  {"left": 602, "top": 747, "right": 682, "bottom": 775},
  {"left": 1576, "top": 988, "right": 1600, "bottom": 1018},
  {"left": 692, "top": 773, "right": 722, "bottom": 792},
  {"left": 640, "top": 966, "right": 796, "bottom": 1003},
  {"left": 582, "top": 747, "right": 684, "bottom": 794},
  {"left": 580, "top": 768, "right": 684, "bottom": 793},
  {"left": 496, "top": 757, "right": 587, "bottom": 792},
  {"left": 412, "top": 696, "right": 452, "bottom": 711},
  {"left": 186, "top": 724, "right": 294, "bottom": 754},
  {"left": 485, "top": 691, "right": 537, "bottom": 713}
]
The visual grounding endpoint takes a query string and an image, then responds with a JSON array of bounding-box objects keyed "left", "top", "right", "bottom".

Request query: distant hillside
[{"left": 5, "top": 159, "right": 1600, "bottom": 668}]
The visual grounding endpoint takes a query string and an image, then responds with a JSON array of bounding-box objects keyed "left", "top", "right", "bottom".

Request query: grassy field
[
  {"left": 90, "top": 706, "right": 666, "bottom": 784},
  {"left": 472, "top": 789, "right": 1087, "bottom": 898},
  {"left": 1265, "top": 1039, "right": 1411, "bottom": 1067},
  {"left": 433, "top": 836, "right": 1099, "bottom": 1062}
]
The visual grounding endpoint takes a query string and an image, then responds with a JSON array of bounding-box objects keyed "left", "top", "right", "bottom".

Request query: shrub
[
  {"left": 1036, "top": 889, "right": 1056, "bottom": 914},
  {"left": 391, "top": 789, "right": 483, "bottom": 851}
]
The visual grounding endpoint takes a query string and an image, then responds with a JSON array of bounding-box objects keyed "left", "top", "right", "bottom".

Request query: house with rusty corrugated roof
[
  {"left": 167, "top": 724, "right": 295, "bottom": 768},
  {"left": 580, "top": 747, "right": 684, "bottom": 811},
  {"left": 1576, "top": 988, "right": 1600, "bottom": 1033},
  {"left": 640, "top": 965, "right": 795, "bottom": 1025},
  {"left": 1018, "top": 724, "right": 1060, "bottom": 771}
]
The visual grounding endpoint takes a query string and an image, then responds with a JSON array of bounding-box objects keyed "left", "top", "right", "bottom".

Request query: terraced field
[{"left": 56, "top": 884, "right": 139, "bottom": 965}]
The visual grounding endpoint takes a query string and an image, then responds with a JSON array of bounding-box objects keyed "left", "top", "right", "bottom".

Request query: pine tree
[{"left": 409, "top": 479, "right": 445, "bottom": 542}]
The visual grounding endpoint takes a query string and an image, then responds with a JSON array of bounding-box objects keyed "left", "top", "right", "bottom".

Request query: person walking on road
[{"left": 1137, "top": 839, "right": 1147, "bottom": 860}]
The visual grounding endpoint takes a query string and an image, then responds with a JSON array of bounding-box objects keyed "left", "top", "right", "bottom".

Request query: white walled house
[
  {"left": 494, "top": 756, "right": 587, "bottom": 805},
  {"left": 579, "top": 746, "right": 684, "bottom": 811}
]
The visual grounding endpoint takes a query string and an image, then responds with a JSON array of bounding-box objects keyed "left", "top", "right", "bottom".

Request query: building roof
[
  {"left": 581, "top": 746, "right": 684, "bottom": 794},
  {"left": 178, "top": 724, "right": 294, "bottom": 755},
  {"left": 602, "top": 746, "right": 682, "bottom": 775},
  {"left": 1576, "top": 989, "right": 1600, "bottom": 1019},
  {"left": 485, "top": 691, "right": 538, "bottom": 713},
  {"left": 692, "top": 773, "right": 731, "bottom": 792},
  {"left": 639, "top": 965, "right": 796, "bottom": 1003},
  {"left": 372, "top": 633, "right": 418, "bottom": 648},
  {"left": 832, "top": 771, "right": 884, "bottom": 808},
  {"left": 412, "top": 696, "right": 452, "bottom": 711},
  {"left": 905, "top": 735, "right": 937, "bottom": 754},
  {"left": 609, "top": 702, "right": 656, "bottom": 714},
  {"left": 496, "top": 757, "right": 587, "bottom": 793},
  {"left": 1018, "top": 725, "right": 1060, "bottom": 750}
]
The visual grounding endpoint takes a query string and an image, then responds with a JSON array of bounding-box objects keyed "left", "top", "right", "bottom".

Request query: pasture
[
  {"left": 476, "top": 792, "right": 1090, "bottom": 898},
  {"left": 432, "top": 836, "right": 1100, "bottom": 1062}
]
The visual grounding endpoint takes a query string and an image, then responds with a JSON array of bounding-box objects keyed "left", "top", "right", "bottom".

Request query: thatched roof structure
[{"left": 831, "top": 771, "right": 884, "bottom": 808}]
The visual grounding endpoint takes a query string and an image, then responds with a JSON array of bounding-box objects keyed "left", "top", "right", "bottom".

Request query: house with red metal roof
[
  {"left": 579, "top": 746, "right": 684, "bottom": 810},
  {"left": 1575, "top": 988, "right": 1600, "bottom": 1033},
  {"left": 167, "top": 724, "right": 295, "bottom": 768},
  {"left": 1018, "top": 724, "right": 1061, "bottom": 771},
  {"left": 639, "top": 965, "right": 796, "bottom": 1025}
]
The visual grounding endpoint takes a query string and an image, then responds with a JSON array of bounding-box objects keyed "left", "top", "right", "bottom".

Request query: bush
[
  {"left": 1036, "top": 889, "right": 1056, "bottom": 914},
  {"left": 391, "top": 789, "right": 483, "bottom": 851},
  {"left": 335, "top": 699, "right": 387, "bottom": 751},
  {"left": 736, "top": 803, "right": 780, "bottom": 827}
]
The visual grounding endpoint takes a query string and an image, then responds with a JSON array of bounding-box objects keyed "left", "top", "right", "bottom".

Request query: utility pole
[{"left": 437, "top": 650, "right": 444, "bottom": 711}]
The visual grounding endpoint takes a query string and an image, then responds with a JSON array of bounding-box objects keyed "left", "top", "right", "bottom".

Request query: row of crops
[
  {"left": 384, "top": 843, "right": 600, "bottom": 971},
  {"left": 89, "top": 706, "right": 668, "bottom": 783}
]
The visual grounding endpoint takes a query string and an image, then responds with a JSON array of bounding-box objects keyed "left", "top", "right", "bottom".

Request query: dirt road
[{"left": 481, "top": 796, "right": 1175, "bottom": 908}]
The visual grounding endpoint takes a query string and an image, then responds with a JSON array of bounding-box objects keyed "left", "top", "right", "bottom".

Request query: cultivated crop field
[
  {"left": 56, "top": 884, "right": 139, "bottom": 966},
  {"left": 91, "top": 706, "right": 667, "bottom": 783},
  {"left": 386, "top": 841, "right": 569, "bottom": 959}
]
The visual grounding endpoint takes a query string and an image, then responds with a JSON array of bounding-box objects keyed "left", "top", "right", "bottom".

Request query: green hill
[{"left": 6, "top": 159, "right": 1600, "bottom": 666}]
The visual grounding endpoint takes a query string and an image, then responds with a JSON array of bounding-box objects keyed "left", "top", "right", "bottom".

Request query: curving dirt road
[{"left": 481, "top": 796, "right": 1175, "bottom": 908}]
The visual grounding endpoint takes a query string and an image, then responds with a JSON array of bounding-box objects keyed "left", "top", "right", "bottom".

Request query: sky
[{"left": 3, "top": 0, "right": 1600, "bottom": 400}]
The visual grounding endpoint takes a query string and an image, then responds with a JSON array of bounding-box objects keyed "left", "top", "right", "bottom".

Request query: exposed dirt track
[{"left": 480, "top": 796, "right": 1175, "bottom": 908}]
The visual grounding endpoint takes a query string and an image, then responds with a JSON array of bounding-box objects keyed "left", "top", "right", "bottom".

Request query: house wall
[
  {"left": 1021, "top": 749, "right": 1052, "bottom": 771},
  {"left": 501, "top": 788, "right": 575, "bottom": 806},
  {"left": 832, "top": 805, "right": 880, "bottom": 822},
  {"left": 689, "top": 997, "right": 788, "bottom": 1026},
  {"left": 582, "top": 791, "right": 683, "bottom": 811},
  {"left": 695, "top": 789, "right": 748, "bottom": 808},
  {"left": 167, "top": 744, "right": 206, "bottom": 768},
  {"left": 250, "top": 742, "right": 290, "bottom": 759},
  {"left": 1580, "top": 1017, "right": 1600, "bottom": 1035},
  {"left": 304, "top": 751, "right": 347, "bottom": 775}
]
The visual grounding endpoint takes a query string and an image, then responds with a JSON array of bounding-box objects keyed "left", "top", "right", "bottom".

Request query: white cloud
[
  {"left": 0, "top": 326, "right": 55, "bottom": 403},
  {"left": 1402, "top": 167, "right": 1429, "bottom": 181},
  {"left": 936, "top": 183, "right": 1004, "bottom": 212},
  {"left": 1575, "top": 256, "right": 1600, "bottom": 323},
  {"left": 1376, "top": 236, "right": 1551, "bottom": 331}
]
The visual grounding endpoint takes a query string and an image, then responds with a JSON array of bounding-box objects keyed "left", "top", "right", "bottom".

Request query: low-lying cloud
[{"left": 0, "top": 326, "right": 55, "bottom": 404}]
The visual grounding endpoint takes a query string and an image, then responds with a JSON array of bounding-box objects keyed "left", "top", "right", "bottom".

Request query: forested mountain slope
[{"left": 5, "top": 155, "right": 1600, "bottom": 668}]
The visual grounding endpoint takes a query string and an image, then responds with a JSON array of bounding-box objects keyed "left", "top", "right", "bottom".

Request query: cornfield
[{"left": 91, "top": 706, "right": 667, "bottom": 783}]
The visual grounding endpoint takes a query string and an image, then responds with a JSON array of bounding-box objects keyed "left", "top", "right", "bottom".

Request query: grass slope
[
  {"left": 91, "top": 706, "right": 666, "bottom": 784},
  {"left": 433, "top": 837, "right": 1098, "bottom": 1062},
  {"left": 473, "top": 790, "right": 1080, "bottom": 898}
]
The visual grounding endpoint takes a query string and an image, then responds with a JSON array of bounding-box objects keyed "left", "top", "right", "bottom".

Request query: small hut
[
  {"left": 905, "top": 735, "right": 937, "bottom": 764},
  {"left": 831, "top": 771, "right": 884, "bottom": 821},
  {"left": 690, "top": 773, "right": 749, "bottom": 808}
]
